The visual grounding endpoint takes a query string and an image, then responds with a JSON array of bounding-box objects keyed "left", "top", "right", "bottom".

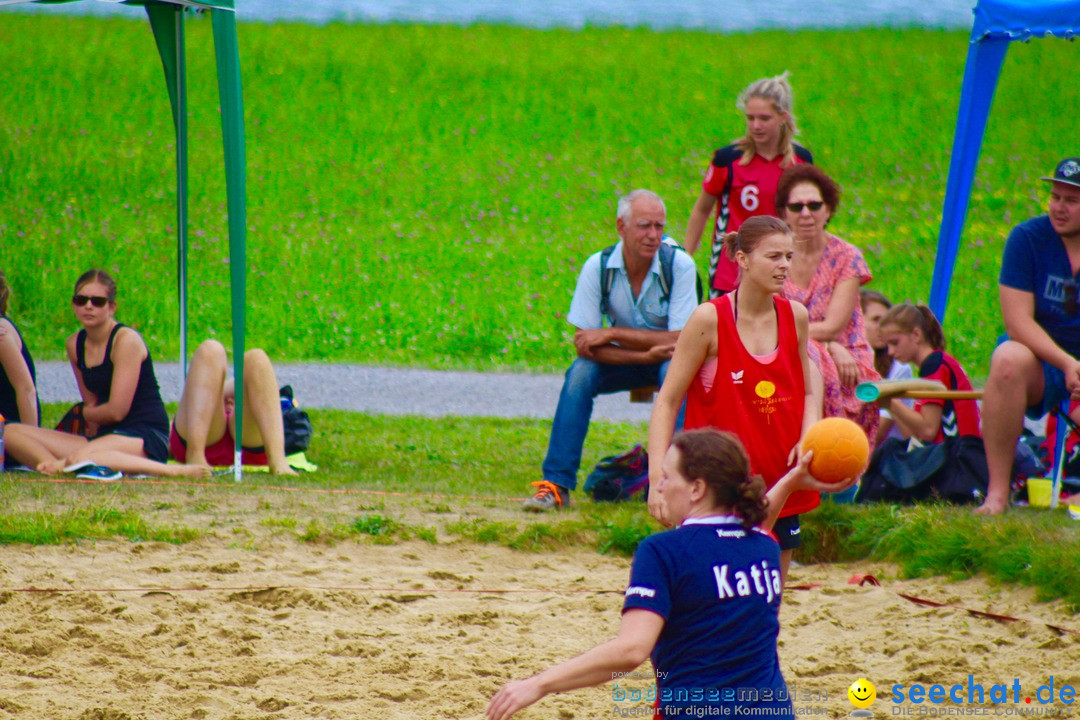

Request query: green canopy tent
[{"left": 5, "top": 0, "right": 248, "bottom": 480}]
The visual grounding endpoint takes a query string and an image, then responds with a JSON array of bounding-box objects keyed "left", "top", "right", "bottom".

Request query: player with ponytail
[
  {"left": 487, "top": 428, "right": 850, "bottom": 720},
  {"left": 650, "top": 216, "right": 824, "bottom": 584},
  {"left": 878, "top": 303, "right": 981, "bottom": 443}
]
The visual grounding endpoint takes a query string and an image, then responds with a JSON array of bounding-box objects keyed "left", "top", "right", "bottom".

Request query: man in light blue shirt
[{"left": 524, "top": 189, "right": 699, "bottom": 511}]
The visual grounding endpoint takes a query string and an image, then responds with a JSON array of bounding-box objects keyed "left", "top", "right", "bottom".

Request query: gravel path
[{"left": 34, "top": 362, "right": 654, "bottom": 422}]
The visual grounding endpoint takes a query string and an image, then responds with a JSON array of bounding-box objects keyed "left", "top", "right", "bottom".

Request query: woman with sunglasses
[
  {"left": 0, "top": 270, "right": 40, "bottom": 437},
  {"left": 5, "top": 270, "right": 209, "bottom": 479},
  {"left": 683, "top": 72, "right": 813, "bottom": 297},
  {"left": 776, "top": 164, "right": 880, "bottom": 448}
]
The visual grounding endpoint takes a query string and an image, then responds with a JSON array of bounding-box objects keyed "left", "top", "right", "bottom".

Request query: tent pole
[
  {"left": 929, "top": 36, "right": 1009, "bottom": 322},
  {"left": 211, "top": 8, "right": 247, "bottom": 483},
  {"left": 146, "top": 2, "right": 191, "bottom": 377},
  {"left": 176, "top": 8, "right": 189, "bottom": 378}
]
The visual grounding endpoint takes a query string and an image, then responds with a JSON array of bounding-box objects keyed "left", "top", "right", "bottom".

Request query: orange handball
[{"left": 800, "top": 417, "right": 870, "bottom": 484}]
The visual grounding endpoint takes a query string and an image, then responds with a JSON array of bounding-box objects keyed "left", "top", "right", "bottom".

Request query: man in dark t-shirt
[{"left": 981, "top": 158, "right": 1080, "bottom": 514}]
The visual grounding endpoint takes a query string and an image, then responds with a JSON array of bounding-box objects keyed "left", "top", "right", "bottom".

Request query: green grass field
[{"left": 4, "top": 14, "right": 1080, "bottom": 375}]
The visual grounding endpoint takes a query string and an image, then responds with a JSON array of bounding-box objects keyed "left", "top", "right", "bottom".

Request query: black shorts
[
  {"left": 107, "top": 424, "right": 170, "bottom": 464},
  {"left": 772, "top": 514, "right": 802, "bottom": 551}
]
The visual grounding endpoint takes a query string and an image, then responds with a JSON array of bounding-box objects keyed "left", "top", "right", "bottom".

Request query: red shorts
[{"left": 169, "top": 423, "right": 268, "bottom": 466}]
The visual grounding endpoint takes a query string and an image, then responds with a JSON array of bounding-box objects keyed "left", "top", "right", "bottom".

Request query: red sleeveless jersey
[{"left": 685, "top": 294, "right": 819, "bottom": 517}]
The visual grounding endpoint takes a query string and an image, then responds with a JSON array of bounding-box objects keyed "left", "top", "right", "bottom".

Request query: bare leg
[
  {"left": 63, "top": 434, "right": 209, "bottom": 478},
  {"left": 779, "top": 548, "right": 793, "bottom": 589},
  {"left": 235, "top": 349, "right": 297, "bottom": 475},
  {"left": 977, "top": 342, "right": 1045, "bottom": 515},
  {"left": 5, "top": 424, "right": 89, "bottom": 474},
  {"left": 173, "top": 340, "right": 229, "bottom": 469}
]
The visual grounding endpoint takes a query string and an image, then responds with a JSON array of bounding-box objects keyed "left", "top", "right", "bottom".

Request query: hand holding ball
[{"left": 800, "top": 418, "right": 870, "bottom": 484}]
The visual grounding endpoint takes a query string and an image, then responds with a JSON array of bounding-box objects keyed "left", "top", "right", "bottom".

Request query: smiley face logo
[
  {"left": 755, "top": 380, "right": 776, "bottom": 399},
  {"left": 848, "top": 678, "right": 876, "bottom": 709}
]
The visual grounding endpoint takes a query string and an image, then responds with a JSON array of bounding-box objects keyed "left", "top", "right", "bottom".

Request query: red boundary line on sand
[
  {"left": 18, "top": 476, "right": 529, "bottom": 504},
  {"left": 847, "top": 573, "right": 1078, "bottom": 637},
  {"left": 2, "top": 584, "right": 621, "bottom": 596},
  {"left": 6, "top": 576, "right": 1075, "bottom": 637}
]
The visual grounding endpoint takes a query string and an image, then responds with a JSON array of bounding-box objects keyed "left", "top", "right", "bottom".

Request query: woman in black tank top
[
  {"left": 0, "top": 270, "right": 40, "bottom": 431},
  {"left": 5, "top": 270, "right": 210, "bottom": 479}
]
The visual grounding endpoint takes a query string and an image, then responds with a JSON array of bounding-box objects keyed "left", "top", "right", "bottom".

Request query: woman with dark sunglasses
[
  {"left": 5, "top": 269, "right": 209, "bottom": 479},
  {"left": 776, "top": 165, "right": 880, "bottom": 450},
  {"left": 0, "top": 270, "right": 40, "bottom": 440}
]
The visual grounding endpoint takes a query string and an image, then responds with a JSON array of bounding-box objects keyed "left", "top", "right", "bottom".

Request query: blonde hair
[{"left": 734, "top": 71, "right": 798, "bottom": 167}]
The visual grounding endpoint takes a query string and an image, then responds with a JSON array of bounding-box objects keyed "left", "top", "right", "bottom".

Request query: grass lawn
[
  {"left": 2, "top": 405, "right": 1076, "bottom": 612},
  {"left": 3, "top": 16, "right": 1080, "bottom": 377}
]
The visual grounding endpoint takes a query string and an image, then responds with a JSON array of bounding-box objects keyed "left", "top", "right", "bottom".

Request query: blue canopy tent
[
  {"left": 4, "top": 0, "right": 249, "bottom": 480},
  {"left": 930, "top": 0, "right": 1080, "bottom": 508}
]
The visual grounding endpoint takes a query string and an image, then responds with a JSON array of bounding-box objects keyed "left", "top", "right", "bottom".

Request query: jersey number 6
[{"left": 740, "top": 185, "right": 759, "bottom": 212}]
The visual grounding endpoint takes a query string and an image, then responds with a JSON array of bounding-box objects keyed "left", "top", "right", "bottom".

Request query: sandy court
[{"left": 0, "top": 533, "right": 1075, "bottom": 720}]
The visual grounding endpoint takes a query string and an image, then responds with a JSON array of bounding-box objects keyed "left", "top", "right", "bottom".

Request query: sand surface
[{"left": 0, "top": 532, "right": 1075, "bottom": 720}]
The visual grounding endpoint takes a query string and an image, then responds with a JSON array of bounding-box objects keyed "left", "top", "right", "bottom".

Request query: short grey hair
[{"left": 617, "top": 189, "right": 666, "bottom": 223}]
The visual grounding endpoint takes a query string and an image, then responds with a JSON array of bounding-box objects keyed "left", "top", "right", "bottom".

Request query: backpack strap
[
  {"left": 599, "top": 244, "right": 618, "bottom": 320},
  {"left": 657, "top": 243, "right": 676, "bottom": 304},
  {"left": 603, "top": 241, "right": 696, "bottom": 318}
]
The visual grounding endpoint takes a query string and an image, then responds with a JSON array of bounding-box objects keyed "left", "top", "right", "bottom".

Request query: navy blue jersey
[
  {"left": 999, "top": 215, "right": 1080, "bottom": 357},
  {"left": 622, "top": 516, "right": 792, "bottom": 716}
]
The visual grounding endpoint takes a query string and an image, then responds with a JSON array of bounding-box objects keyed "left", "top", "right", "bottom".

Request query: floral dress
[{"left": 783, "top": 233, "right": 881, "bottom": 447}]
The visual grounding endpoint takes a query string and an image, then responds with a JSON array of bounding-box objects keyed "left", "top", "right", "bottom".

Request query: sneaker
[
  {"left": 63, "top": 460, "right": 98, "bottom": 473},
  {"left": 522, "top": 481, "right": 569, "bottom": 512},
  {"left": 75, "top": 465, "right": 123, "bottom": 482}
]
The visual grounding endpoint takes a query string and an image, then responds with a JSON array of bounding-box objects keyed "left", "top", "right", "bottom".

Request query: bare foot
[
  {"left": 269, "top": 463, "right": 299, "bottom": 477},
  {"left": 37, "top": 459, "right": 66, "bottom": 475},
  {"left": 169, "top": 464, "right": 212, "bottom": 479},
  {"left": 974, "top": 496, "right": 1009, "bottom": 515}
]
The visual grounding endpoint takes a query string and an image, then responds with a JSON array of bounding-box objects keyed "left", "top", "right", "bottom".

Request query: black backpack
[
  {"left": 279, "top": 385, "right": 313, "bottom": 455},
  {"left": 599, "top": 240, "right": 703, "bottom": 320}
]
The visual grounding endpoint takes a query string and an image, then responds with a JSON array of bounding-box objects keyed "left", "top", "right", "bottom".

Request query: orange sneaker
[{"left": 522, "top": 481, "right": 570, "bottom": 512}]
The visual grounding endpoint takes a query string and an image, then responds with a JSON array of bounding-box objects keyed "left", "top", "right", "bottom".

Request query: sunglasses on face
[
  {"left": 72, "top": 294, "right": 110, "bottom": 308},
  {"left": 785, "top": 201, "right": 825, "bottom": 213}
]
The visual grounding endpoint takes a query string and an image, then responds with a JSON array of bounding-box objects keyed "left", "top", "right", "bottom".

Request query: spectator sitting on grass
[
  {"left": 980, "top": 158, "right": 1080, "bottom": 514},
  {"left": 5, "top": 269, "right": 208, "bottom": 479},
  {"left": 170, "top": 339, "right": 298, "bottom": 476},
  {"left": 861, "top": 289, "right": 913, "bottom": 446},
  {"left": 0, "top": 269, "right": 39, "bottom": 432},
  {"left": 523, "top": 189, "right": 698, "bottom": 512}
]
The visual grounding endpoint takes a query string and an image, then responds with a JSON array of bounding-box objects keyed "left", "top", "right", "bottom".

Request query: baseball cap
[{"left": 1041, "top": 158, "right": 1080, "bottom": 189}]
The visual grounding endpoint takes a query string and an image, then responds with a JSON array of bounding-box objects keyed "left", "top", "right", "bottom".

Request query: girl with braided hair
[
  {"left": 487, "top": 428, "right": 851, "bottom": 720},
  {"left": 878, "top": 303, "right": 981, "bottom": 443}
]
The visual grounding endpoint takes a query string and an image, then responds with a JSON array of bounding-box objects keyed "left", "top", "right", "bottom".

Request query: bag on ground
[
  {"left": 56, "top": 402, "right": 93, "bottom": 438},
  {"left": 856, "top": 435, "right": 989, "bottom": 505},
  {"left": 584, "top": 444, "right": 650, "bottom": 502},
  {"left": 280, "top": 385, "right": 313, "bottom": 454}
]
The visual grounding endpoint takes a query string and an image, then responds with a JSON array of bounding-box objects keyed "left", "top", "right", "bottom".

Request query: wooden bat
[{"left": 854, "top": 378, "right": 982, "bottom": 402}]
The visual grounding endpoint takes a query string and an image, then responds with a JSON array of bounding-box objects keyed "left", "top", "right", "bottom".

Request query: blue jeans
[{"left": 541, "top": 358, "right": 685, "bottom": 491}]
